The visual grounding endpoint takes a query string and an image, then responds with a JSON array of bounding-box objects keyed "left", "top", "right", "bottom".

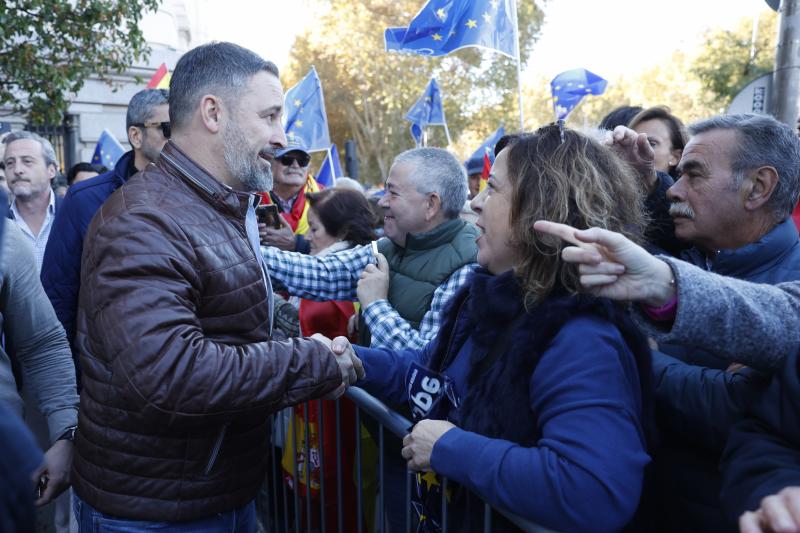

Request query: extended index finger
[{"left": 533, "top": 220, "right": 584, "bottom": 247}]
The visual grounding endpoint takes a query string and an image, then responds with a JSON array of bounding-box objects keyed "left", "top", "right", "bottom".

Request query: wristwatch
[{"left": 57, "top": 425, "right": 77, "bottom": 442}]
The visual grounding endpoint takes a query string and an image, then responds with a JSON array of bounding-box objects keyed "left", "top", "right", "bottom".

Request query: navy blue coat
[
  {"left": 356, "top": 270, "right": 652, "bottom": 533},
  {"left": 40, "top": 151, "right": 136, "bottom": 350},
  {"left": 720, "top": 347, "right": 800, "bottom": 521},
  {"left": 648, "top": 218, "right": 800, "bottom": 532},
  {"left": 656, "top": 218, "right": 800, "bottom": 444}
]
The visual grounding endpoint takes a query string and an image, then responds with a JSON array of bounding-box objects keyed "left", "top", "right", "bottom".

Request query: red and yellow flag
[
  {"left": 147, "top": 63, "right": 171, "bottom": 89},
  {"left": 478, "top": 152, "right": 491, "bottom": 193}
]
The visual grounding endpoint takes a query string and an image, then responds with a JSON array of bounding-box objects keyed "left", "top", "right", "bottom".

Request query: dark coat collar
[
  {"left": 683, "top": 218, "right": 800, "bottom": 279},
  {"left": 157, "top": 141, "right": 255, "bottom": 220}
]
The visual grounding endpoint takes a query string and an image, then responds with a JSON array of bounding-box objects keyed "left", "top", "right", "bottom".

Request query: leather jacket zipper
[
  {"left": 161, "top": 152, "right": 216, "bottom": 196},
  {"left": 204, "top": 423, "right": 229, "bottom": 476}
]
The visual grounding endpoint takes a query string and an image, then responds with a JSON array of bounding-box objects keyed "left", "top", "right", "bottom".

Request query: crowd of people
[{"left": 2, "top": 39, "right": 800, "bottom": 533}]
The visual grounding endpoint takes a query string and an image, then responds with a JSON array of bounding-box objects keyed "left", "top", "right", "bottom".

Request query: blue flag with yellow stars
[
  {"left": 91, "top": 129, "right": 125, "bottom": 169},
  {"left": 315, "top": 144, "right": 343, "bottom": 188},
  {"left": 385, "top": 0, "right": 518, "bottom": 59},
  {"left": 405, "top": 78, "right": 448, "bottom": 145},
  {"left": 283, "top": 67, "right": 331, "bottom": 152},
  {"left": 551, "top": 68, "right": 608, "bottom": 121}
]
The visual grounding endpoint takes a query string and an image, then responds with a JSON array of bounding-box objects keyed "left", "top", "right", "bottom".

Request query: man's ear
[
  {"left": 46, "top": 163, "right": 57, "bottom": 181},
  {"left": 743, "top": 166, "right": 779, "bottom": 212},
  {"left": 426, "top": 192, "right": 442, "bottom": 221},
  {"left": 199, "top": 94, "right": 224, "bottom": 134},
  {"left": 128, "top": 125, "right": 143, "bottom": 150}
]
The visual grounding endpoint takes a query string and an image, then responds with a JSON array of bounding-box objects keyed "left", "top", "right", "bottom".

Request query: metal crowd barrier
[{"left": 259, "top": 387, "right": 555, "bottom": 533}]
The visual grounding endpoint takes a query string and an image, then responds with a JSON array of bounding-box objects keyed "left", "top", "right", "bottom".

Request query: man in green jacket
[{"left": 263, "top": 146, "right": 478, "bottom": 352}]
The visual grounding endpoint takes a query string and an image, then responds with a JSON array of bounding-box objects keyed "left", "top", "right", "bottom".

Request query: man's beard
[
  {"left": 10, "top": 178, "right": 48, "bottom": 200},
  {"left": 223, "top": 121, "right": 274, "bottom": 192}
]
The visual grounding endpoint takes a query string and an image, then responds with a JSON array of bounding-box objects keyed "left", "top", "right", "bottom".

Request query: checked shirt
[{"left": 262, "top": 242, "right": 477, "bottom": 351}]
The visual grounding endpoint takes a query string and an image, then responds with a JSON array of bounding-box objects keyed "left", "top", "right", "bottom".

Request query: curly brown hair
[{"left": 499, "top": 125, "right": 648, "bottom": 308}]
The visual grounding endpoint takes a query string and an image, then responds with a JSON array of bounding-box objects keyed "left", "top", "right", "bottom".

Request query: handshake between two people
[{"left": 310, "top": 334, "right": 365, "bottom": 400}]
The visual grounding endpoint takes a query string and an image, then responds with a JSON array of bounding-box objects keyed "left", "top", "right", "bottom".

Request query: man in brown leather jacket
[{"left": 69, "top": 42, "right": 363, "bottom": 530}]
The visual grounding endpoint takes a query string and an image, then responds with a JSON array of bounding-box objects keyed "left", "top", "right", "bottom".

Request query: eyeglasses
[
  {"left": 277, "top": 153, "right": 310, "bottom": 167},
  {"left": 132, "top": 121, "right": 171, "bottom": 139}
]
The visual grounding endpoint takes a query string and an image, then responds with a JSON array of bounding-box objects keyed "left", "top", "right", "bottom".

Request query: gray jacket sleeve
[
  {"left": 633, "top": 256, "right": 800, "bottom": 371},
  {"left": 1, "top": 224, "right": 78, "bottom": 443}
]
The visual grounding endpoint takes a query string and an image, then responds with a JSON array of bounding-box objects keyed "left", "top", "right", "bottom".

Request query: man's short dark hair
[
  {"left": 126, "top": 89, "right": 169, "bottom": 132},
  {"left": 66, "top": 162, "right": 108, "bottom": 185},
  {"left": 599, "top": 105, "right": 643, "bottom": 131},
  {"left": 169, "top": 42, "right": 279, "bottom": 132},
  {"left": 689, "top": 113, "right": 800, "bottom": 222}
]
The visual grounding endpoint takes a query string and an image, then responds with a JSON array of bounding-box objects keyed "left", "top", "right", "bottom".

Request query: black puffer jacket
[{"left": 72, "top": 141, "right": 342, "bottom": 521}]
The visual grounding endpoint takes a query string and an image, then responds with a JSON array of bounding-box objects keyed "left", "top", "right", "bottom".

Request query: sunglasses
[
  {"left": 133, "top": 121, "right": 171, "bottom": 139},
  {"left": 277, "top": 153, "right": 310, "bottom": 167}
]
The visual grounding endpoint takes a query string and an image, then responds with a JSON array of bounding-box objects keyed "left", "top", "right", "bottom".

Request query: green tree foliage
[
  {"left": 285, "top": 0, "right": 545, "bottom": 184},
  {"left": 691, "top": 9, "right": 778, "bottom": 109},
  {"left": 0, "top": 0, "right": 162, "bottom": 125}
]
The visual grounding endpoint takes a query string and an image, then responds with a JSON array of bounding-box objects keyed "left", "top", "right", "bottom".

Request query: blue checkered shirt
[{"left": 262, "top": 242, "right": 477, "bottom": 351}]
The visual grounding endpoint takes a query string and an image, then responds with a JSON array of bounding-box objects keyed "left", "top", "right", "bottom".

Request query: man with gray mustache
[{"left": 645, "top": 113, "right": 800, "bottom": 532}]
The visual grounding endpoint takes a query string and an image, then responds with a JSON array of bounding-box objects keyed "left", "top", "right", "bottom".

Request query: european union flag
[
  {"left": 405, "top": 78, "right": 449, "bottom": 146},
  {"left": 551, "top": 68, "right": 608, "bottom": 121},
  {"left": 284, "top": 67, "right": 331, "bottom": 152},
  {"left": 465, "top": 124, "right": 505, "bottom": 170},
  {"left": 315, "top": 144, "right": 343, "bottom": 188},
  {"left": 385, "top": 0, "right": 518, "bottom": 59},
  {"left": 91, "top": 129, "right": 125, "bottom": 169}
]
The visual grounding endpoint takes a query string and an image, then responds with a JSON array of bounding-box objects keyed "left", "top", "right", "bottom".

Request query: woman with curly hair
[{"left": 331, "top": 124, "right": 655, "bottom": 532}]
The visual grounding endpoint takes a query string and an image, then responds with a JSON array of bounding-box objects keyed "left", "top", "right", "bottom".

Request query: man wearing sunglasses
[
  {"left": 259, "top": 138, "right": 320, "bottom": 254},
  {"left": 41, "top": 88, "right": 170, "bottom": 365}
]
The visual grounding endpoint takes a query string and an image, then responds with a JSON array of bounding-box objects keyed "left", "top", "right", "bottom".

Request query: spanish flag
[
  {"left": 259, "top": 175, "right": 323, "bottom": 236},
  {"left": 477, "top": 152, "right": 491, "bottom": 193},
  {"left": 147, "top": 63, "right": 171, "bottom": 89}
]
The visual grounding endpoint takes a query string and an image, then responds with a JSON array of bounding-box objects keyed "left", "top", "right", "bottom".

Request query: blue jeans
[{"left": 73, "top": 493, "right": 256, "bottom": 532}]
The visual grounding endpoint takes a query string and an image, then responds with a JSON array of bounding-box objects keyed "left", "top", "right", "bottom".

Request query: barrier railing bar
[
  {"left": 291, "top": 408, "right": 300, "bottom": 533},
  {"left": 405, "top": 470, "right": 413, "bottom": 533},
  {"left": 280, "top": 411, "right": 289, "bottom": 533},
  {"left": 355, "top": 406, "right": 363, "bottom": 533},
  {"left": 318, "top": 399, "right": 327, "bottom": 533},
  {"left": 303, "top": 402, "right": 312, "bottom": 531},
  {"left": 378, "top": 423, "right": 385, "bottom": 533},
  {"left": 344, "top": 387, "right": 547, "bottom": 533},
  {"left": 335, "top": 399, "right": 343, "bottom": 533},
  {"left": 345, "top": 387, "right": 410, "bottom": 438},
  {"left": 442, "top": 477, "right": 448, "bottom": 532},
  {"left": 269, "top": 414, "right": 280, "bottom": 532}
]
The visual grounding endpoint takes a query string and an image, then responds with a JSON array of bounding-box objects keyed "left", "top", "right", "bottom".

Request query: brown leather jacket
[{"left": 71, "top": 141, "right": 342, "bottom": 521}]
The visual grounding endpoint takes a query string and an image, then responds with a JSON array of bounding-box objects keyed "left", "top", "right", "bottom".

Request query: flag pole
[
  {"left": 512, "top": 0, "right": 524, "bottom": 130},
  {"left": 326, "top": 147, "right": 336, "bottom": 185},
  {"left": 443, "top": 123, "right": 452, "bottom": 146}
]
